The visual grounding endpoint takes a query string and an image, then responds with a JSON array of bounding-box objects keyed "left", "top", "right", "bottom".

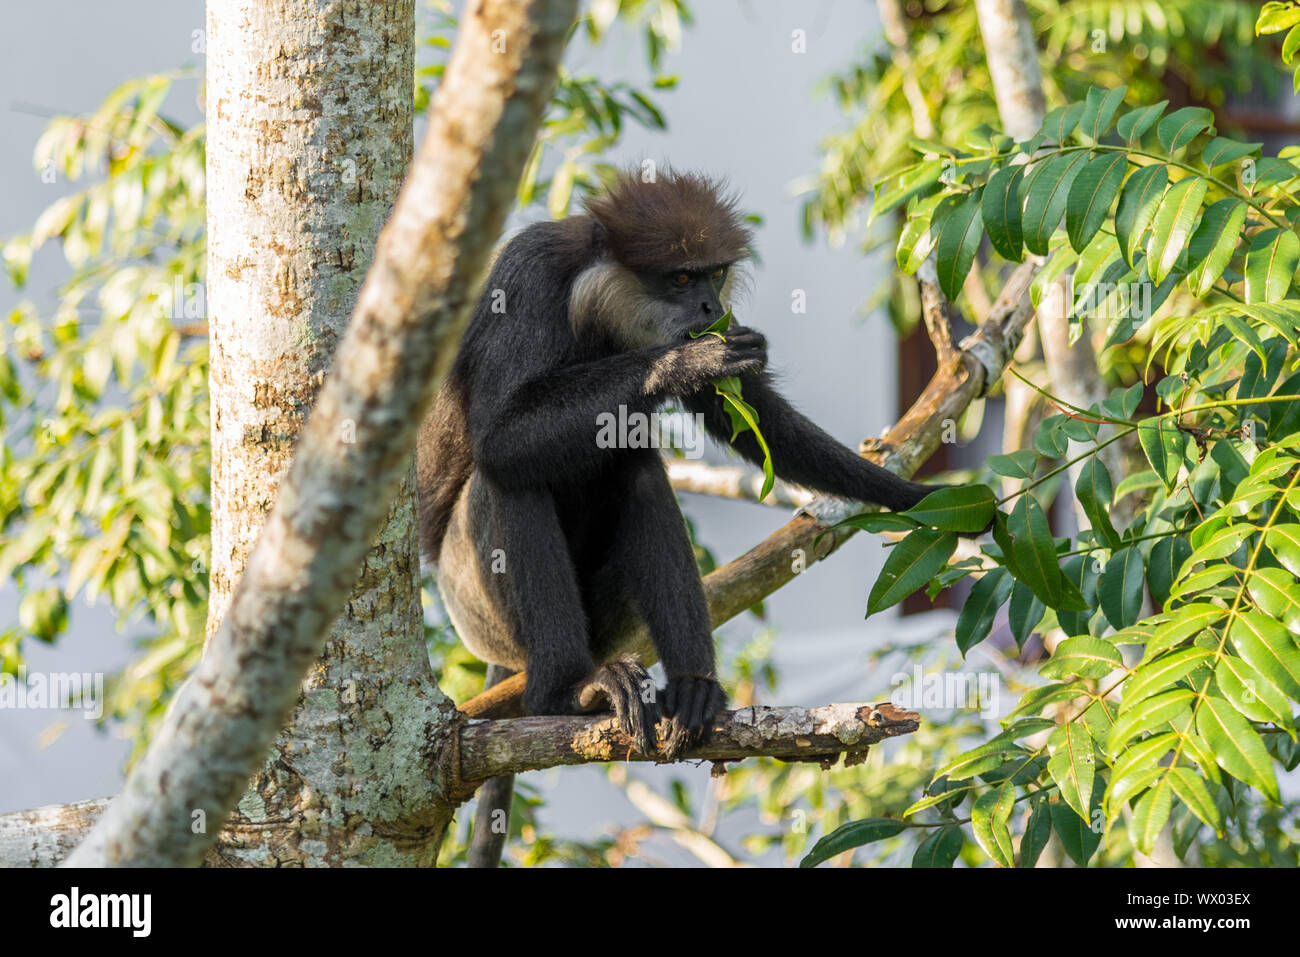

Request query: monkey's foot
[
  {"left": 657, "top": 675, "right": 727, "bottom": 761},
  {"left": 574, "top": 658, "right": 658, "bottom": 755}
]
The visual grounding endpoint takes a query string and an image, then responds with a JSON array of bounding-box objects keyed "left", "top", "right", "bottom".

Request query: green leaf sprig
[{"left": 689, "top": 309, "right": 776, "bottom": 499}]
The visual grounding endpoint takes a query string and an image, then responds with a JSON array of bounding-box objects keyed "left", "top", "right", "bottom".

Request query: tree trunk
[
  {"left": 973, "top": 0, "right": 1045, "bottom": 141},
  {"left": 205, "top": 0, "right": 450, "bottom": 866}
]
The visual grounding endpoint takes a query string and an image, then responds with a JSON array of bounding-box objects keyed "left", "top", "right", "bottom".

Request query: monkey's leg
[
  {"left": 602, "top": 457, "right": 726, "bottom": 760},
  {"left": 467, "top": 663, "right": 515, "bottom": 869},
  {"left": 485, "top": 479, "right": 657, "bottom": 753}
]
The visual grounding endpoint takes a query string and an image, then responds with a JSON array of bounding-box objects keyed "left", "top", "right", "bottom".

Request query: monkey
[{"left": 417, "top": 168, "right": 941, "bottom": 760}]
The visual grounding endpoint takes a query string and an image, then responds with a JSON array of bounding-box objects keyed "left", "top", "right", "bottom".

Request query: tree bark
[{"left": 0, "top": 799, "right": 111, "bottom": 869}]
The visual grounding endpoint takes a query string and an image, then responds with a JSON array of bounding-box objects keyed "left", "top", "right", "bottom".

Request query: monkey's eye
[
  {"left": 673, "top": 272, "right": 692, "bottom": 287},
  {"left": 710, "top": 266, "right": 726, "bottom": 281}
]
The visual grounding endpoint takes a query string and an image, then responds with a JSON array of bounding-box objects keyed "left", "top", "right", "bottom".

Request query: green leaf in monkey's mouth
[{"left": 687, "top": 309, "right": 775, "bottom": 500}]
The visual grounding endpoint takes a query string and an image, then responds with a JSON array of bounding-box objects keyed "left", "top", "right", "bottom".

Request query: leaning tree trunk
[{"left": 204, "top": 0, "right": 450, "bottom": 865}]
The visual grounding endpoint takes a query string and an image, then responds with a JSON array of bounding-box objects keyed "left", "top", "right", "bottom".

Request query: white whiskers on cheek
[
  {"left": 718, "top": 263, "right": 753, "bottom": 314},
  {"left": 570, "top": 260, "right": 674, "bottom": 348}
]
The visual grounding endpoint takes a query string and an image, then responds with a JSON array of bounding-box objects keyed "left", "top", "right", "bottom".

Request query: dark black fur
[{"left": 417, "top": 173, "right": 936, "bottom": 759}]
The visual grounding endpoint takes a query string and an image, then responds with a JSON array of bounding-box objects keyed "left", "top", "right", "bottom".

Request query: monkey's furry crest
[{"left": 584, "top": 169, "right": 751, "bottom": 272}]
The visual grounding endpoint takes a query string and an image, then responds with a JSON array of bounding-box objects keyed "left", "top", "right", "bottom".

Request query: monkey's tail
[{"left": 466, "top": 664, "right": 516, "bottom": 868}]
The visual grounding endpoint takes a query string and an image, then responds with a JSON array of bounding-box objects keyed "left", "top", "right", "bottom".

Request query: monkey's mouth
[{"left": 684, "top": 317, "right": 727, "bottom": 339}]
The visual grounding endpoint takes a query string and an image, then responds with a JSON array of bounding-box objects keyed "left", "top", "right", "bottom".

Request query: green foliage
[
  {"left": 799, "top": 0, "right": 1278, "bottom": 328},
  {"left": 881, "top": 81, "right": 1300, "bottom": 315},
  {"left": 514, "top": 0, "right": 686, "bottom": 217},
  {"left": 1, "top": 72, "right": 208, "bottom": 751},
  {"left": 829, "top": 58, "right": 1300, "bottom": 863},
  {"left": 688, "top": 309, "right": 775, "bottom": 498},
  {"left": 1259, "top": 1, "right": 1300, "bottom": 93},
  {"left": 795, "top": 5, "right": 1294, "bottom": 868},
  {"left": 799, "top": 817, "right": 905, "bottom": 867}
]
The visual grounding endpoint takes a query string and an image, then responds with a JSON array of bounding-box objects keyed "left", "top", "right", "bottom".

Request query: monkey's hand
[
  {"left": 658, "top": 675, "right": 727, "bottom": 761},
  {"left": 571, "top": 658, "right": 659, "bottom": 756},
  {"left": 649, "top": 327, "right": 767, "bottom": 395}
]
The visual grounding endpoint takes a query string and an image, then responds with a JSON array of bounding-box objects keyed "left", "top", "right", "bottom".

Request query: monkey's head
[{"left": 572, "top": 169, "right": 752, "bottom": 348}]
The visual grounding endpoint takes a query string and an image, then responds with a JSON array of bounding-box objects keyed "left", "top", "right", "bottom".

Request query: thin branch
[
  {"left": 466, "top": 662, "right": 517, "bottom": 869},
  {"left": 666, "top": 459, "right": 813, "bottom": 509},
  {"left": 607, "top": 765, "right": 746, "bottom": 867},
  {"left": 876, "top": 0, "right": 935, "bottom": 139}
]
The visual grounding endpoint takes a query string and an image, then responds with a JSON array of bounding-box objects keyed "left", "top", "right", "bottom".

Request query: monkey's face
[
  {"left": 570, "top": 260, "right": 735, "bottom": 349},
  {"left": 651, "top": 264, "right": 732, "bottom": 339}
]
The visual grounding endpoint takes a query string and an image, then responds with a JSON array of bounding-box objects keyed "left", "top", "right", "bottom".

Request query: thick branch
[
  {"left": 0, "top": 799, "right": 109, "bottom": 869},
  {"left": 916, "top": 257, "right": 958, "bottom": 361},
  {"left": 973, "top": 0, "right": 1045, "bottom": 141},
  {"left": 454, "top": 703, "right": 919, "bottom": 785},
  {"left": 64, "top": 0, "right": 578, "bottom": 867},
  {"left": 0, "top": 702, "right": 918, "bottom": 866}
]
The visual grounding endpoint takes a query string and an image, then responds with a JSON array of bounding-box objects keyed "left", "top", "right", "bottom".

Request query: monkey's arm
[
  {"left": 472, "top": 345, "right": 721, "bottom": 488},
  {"left": 684, "top": 372, "right": 938, "bottom": 513}
]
